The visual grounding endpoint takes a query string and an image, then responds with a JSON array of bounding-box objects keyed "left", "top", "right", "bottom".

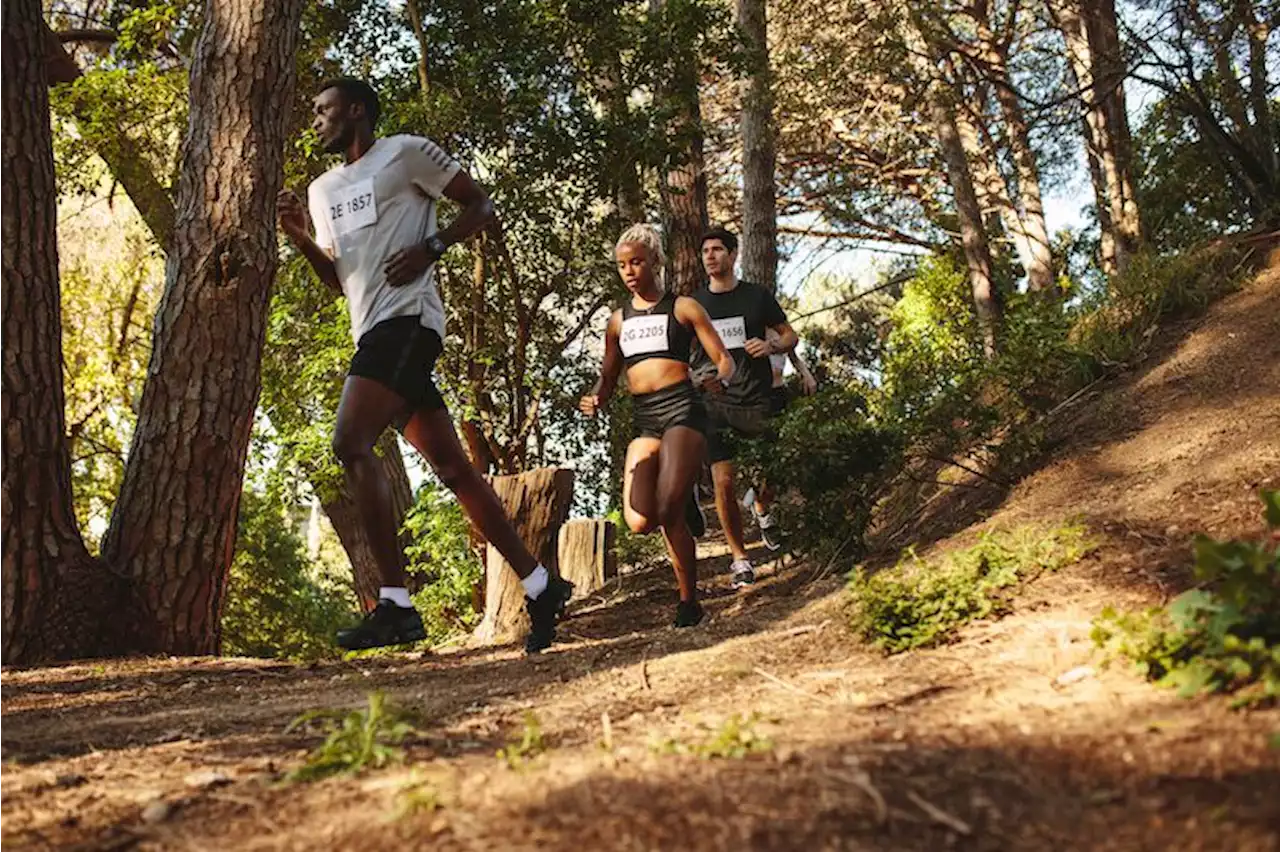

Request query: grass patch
[
  {"left": 284, "top": 691, "right": 418, "bottom": 782},
  {"left": 496, "top": 711, "right": 546, "bottom": 770},
  {"left": 850, "top": 523, "right": 1094, "bottom": 653},
  {"left": 1093, "top": 491, "right": 1279, "bottom": 708},
  {"left": 651, "top": 713, "right": 774, "bottom": 760}
]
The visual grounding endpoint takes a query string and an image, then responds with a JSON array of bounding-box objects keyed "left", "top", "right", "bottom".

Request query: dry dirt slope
[{"left": 3, "top": 253, "right": 1279, "bottom": 851}]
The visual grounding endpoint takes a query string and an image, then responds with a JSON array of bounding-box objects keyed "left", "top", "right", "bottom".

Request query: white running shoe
[
  {"left": 729, "top": 559, "right": 755, "bottom": 588},
  {"left": 741, "top": 487, "right": 756, "bottom": 512},
  {"left": 755, "top": 512, "right": 783, "bottom": 552}
]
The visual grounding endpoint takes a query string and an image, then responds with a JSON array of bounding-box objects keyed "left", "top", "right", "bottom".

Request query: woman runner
[{"left": 580, "top": 225, "right": 734, "bottom": 627}]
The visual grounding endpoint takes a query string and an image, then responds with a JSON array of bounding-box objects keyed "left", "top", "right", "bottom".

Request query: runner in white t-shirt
[{"left": 277, "top": 78, "right": 572, "bottom": 654}]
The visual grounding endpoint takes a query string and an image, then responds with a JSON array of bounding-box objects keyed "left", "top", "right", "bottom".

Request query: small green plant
[
  {"left": 403, "top": 484, "right": 484, "bottom": 646},
  {"left": 651, "top": 713, "right": 774, "bottom": 760},
  {"left": 496, "top": 711, "right": 546, "bottom": 769},
  {"left": 284, "top": 691, "right": 418, "bottom": 782},
  {"left": 1092, "top": 491, "right": 1279, "bottom": 708},
  {"left": 392, "top": 778, "right": 442, "bottom": 821},
  {"left": 850, "top": 523, "right": 1093, "bottom": 653}
]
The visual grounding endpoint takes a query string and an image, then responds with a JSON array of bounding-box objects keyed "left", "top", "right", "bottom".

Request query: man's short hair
[
  {"left": 701, "top": 226, "right": 738, "bottom": 253},
  {"left": 319, "top": 77, "right": 380, "bottom": 128}
]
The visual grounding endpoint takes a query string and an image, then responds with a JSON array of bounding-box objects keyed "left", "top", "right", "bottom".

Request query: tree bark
[
  {"left": 653, "top": 0, "right": 709, "bottom": 297},
  {"left": 472, "top": 468, "right": 574, "bottom": 646},
  {"left": 403, "top": 0, "right": 431, "bottom": 95},
  {"left": 99, "top": 0, "right": 306, "bottom": 656},
  {"left": 735, "top": 0, "right": 779, "bottom": 291},
  {"left": 1054, "top": 0, "right": 1141, "bottom": 273},
  {"left": 972, "top": 16, "right": 1055, "bottom": 295},
  {"left": 2, "top": 0, "right": 123, "bottom": 665},
  {"left": 557, "top": 518, "right": 617, "bottom": 600}
]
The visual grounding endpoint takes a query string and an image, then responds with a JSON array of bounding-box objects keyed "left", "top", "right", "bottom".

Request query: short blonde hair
[{"left": 615, "top": 223, "right": 666, "bottom": 274}]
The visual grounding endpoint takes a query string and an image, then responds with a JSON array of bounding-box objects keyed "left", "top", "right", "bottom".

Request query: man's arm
[
  {"left": 277, "top": 189, "right": 341, "bottom": 295},
  {"left": 385, "top": 169, "right": 495, "bottom": 286},
  {"left": 788, "top": 346, "right": 818, "bottom": 395}
]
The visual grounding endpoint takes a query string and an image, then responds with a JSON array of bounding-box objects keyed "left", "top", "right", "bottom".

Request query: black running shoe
[
  {"left": 686, "top": 491, "right": 707, "bottom": 538},
  {"left": 336, "top": 599, "right": 427, "bottom": 650},
  {"left": 524, "top": 576, "right": 575, "bottom": 654},
  {"left": 673, "top": 600, "right": 704, "bottom": 628}
]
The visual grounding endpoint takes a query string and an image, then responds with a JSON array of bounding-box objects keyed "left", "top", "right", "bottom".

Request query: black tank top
[{"left": 618, "top": 293, "right": 694, "bottom": 369}]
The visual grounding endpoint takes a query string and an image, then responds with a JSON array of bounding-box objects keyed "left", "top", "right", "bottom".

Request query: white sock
[
  {"left": 521, "top": 564, "right": 549, "bottom": 600},
  {"left": 379, "top": 586, "right": 413, "bottom": 608}
]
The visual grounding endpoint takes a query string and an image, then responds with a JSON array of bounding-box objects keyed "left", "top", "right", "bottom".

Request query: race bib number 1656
[
  {"left": 711, "top": 316, "right": 746, "bottom": 350},
  {"left": 328, "top": 178, "right": 377, "bottom": 238}
]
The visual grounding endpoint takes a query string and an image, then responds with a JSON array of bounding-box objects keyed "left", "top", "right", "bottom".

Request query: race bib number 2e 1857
[
  {"left": 327, "top": 178, "right": 377, "bottom": 238},
  {"left": 711, "top": 316, "right": 746, "bottom": 350}
]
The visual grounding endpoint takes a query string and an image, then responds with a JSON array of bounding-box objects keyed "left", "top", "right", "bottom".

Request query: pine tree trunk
[
  {"left": 1, "top": 0, "right": 124, "bottom": 665},
  {"left": 99, "top": 0, "right": 306, "bottom": 656},
  {"left": 473, "top": 468, "right": 574, "bottom": 646},
  {"left": 653, "top": 0, "right": 709, "bottom": 297},
  {"left": 1087, "top": 0, "right": 1143, "bottom": 258},
  {"left": 928, "top": 88, "right": 1000, "bottom": 355},
  {"left": 321, "top": 431, "right": 415, "bottom": 610},
  {"left": 736, "top": 0, "right": 779, "bottom": 291},
  {"left": 975, "top": 22, "right": 1055, "bottom": 295}
]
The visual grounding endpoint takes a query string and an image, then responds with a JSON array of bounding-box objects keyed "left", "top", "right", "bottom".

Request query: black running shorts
[
  {"left": 705, "top": 396, "right": 771, "bottom": 464},
  {"left": 348, "top": 315, "right": 447, "bottom": 423},
  {"left": 768, "top": 385, "right": 790, "bottom": 416},
  {"left": 632, "top": 380, "right": 707, "bottom": 440}
]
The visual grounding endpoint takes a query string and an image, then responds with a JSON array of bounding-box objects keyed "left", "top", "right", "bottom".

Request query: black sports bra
[{"left": 618, "top": 293, "right": 694, "bottom": 369}]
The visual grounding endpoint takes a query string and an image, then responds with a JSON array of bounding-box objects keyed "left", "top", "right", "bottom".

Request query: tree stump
[
  {"left": 557, "top": 519, "right": 617, "bottom": 599},
  {"left": 472, "top": 467, "right": 574, "bottom": 645}
]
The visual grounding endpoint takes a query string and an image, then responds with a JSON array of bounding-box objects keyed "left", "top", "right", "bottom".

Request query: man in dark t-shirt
[{"left": 689, "top": 227, "right": 798, "bottom": 587}]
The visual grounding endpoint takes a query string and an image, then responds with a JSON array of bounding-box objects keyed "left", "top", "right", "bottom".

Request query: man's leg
[
  {"left": 330, "top": 376, "right": 428, "bottom": 650},
  {"left": 711, "top": 460, "right": 750, "bottom": 563},
  {"left": 332, "top": 376, "right": 412, "bottom": 589},
  {"left": 401, "top": 407, "right": 572, "bottom": 653}
]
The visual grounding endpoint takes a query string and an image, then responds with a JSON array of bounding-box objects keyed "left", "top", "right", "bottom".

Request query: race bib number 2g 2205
[
  {"left": 711, "top": 316, "right": 747, "bottom": 350},
  {"left": 619, "top": 314, "right": 669, "bottom": 358},
  {"left": 327, "top": 178, "right": 377, "bottom": 237}
]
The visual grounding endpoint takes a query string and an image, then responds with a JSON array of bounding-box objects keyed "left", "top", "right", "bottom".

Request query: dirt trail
[{"left": 4, "top": 257, "right": 1279, "bottom": 851}]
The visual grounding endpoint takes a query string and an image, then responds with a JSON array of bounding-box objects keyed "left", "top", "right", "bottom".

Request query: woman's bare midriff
[{"left": 625, "top": 358, "right": 692, "bottom": 395}]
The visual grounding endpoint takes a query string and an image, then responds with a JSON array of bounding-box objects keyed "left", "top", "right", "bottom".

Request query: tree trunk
[
  {"left": 929, "top": 88, "right": 1000, "bottom": 355},
  {"left": 974, "top": 21, "right": 1055, "bottom": 295},
  {"left": 321, "top": 431, "right": 414, "bottom": 610},
  {"left": 1, "top": 0, "right": 123, "bottom": 665},
  {"left": 653, "top": 0, "right": 709, "bottom": 297},
  {"left": 557, "top": 519, "right": 617, "bottom": 600},
  {"left": 403, "top": 0, "right": 431, "bottom": 95},
  {"left": 1055, "top": 0, "right": 1141, "bottom": 273},
  {"left": 472, "top": 468, "right": 574, "bottom": 646},
  {"left": 736, "top": 0, "right": 779, "bottom": 291},
  {"left": 99, "top": 0, "right": 305, "bottom": 656}
]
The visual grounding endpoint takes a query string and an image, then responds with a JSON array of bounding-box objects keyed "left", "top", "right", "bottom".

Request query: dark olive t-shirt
[{"left": 689, "top": 280, "right": 788, "bottom": 407}]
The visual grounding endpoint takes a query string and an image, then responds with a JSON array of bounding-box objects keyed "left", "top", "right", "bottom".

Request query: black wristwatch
[{"left": 425, "top": 234, "right": 448, "bottom": 259}]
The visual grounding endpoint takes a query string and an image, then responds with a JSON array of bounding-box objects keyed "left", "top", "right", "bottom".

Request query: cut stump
[
  {"left": 472, "top": 467, "right": 574, "bottom": 645},
  {"left": 558, "top": 519, "right": 616, "bottom": 600}
]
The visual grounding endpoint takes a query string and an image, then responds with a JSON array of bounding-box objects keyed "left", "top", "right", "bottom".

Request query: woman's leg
[
  {"left": 655, "top": 426, "right": 707, "bottom": 603},
  {"left": 622, "top": 437, "right": 663, "bottom": 536}
]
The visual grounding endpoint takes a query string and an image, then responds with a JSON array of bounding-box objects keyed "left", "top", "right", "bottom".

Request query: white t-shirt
[{"left": 307, "top": 134, "right": 461, "bottom": 344}]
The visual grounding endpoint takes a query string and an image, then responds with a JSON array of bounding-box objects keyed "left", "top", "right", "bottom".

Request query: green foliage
[
  {"left": 403, "top": 485, "right": 483, "bottom": 645},
  {"left": 1092, "top": 492, "right": 1280, "bottom": 708},
  {"left": 221, "top": 488, "right": 354, "bottom": 661},
  {"left": 285, "top": 691, "right": 418, "bottom": 782},
  {"left": 737, "top": 386, "right": 900, "bottom": 562},
  {"left": 651, "top": 713, "right": 773, "bottom": 760},
  {"left": 850, "top": 524, "right": 1093, "bottom": 653},
  {"left": 496, "top": 712, "right": 546, "bottom": 770}
]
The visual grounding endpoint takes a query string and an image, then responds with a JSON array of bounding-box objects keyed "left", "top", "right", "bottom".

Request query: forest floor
[{"left": 4, "top": 250, "right": 1280, "bottom": 851}]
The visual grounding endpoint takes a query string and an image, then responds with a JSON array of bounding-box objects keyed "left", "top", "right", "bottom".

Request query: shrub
[
  {"left": 1092, "top": 491, "right": 1280, "bottom": 707},
  {"left": 402, "top": 484, "right": 483, "bottom": 646},
  {"left": 284, "top": 691, "right": 418, "bottom": 782},
  {"left": 222, "top": 488, "right": 354, "bottom": 660},
  {"left": 850, "top": 523, "right": 1093, "bottom": 653}
]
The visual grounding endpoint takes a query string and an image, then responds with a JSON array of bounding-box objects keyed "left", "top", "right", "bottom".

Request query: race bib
[
  {"left": 619, "top": 314, "right": 669, "bottom": 357},
  {"left": 327, "top": 178, "right": 377, "bottom": 238},
  {"left": 712, "top": 316, "right": 747, "bottom": 350}
]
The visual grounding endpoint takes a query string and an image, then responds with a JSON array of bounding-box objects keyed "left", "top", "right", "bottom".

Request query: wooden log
[
  {"left": 557, "top": 519, "right": 617, "bottom": 599},
  {"left": 472, "top": 467, "right": 575, "bottom": 645}
]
